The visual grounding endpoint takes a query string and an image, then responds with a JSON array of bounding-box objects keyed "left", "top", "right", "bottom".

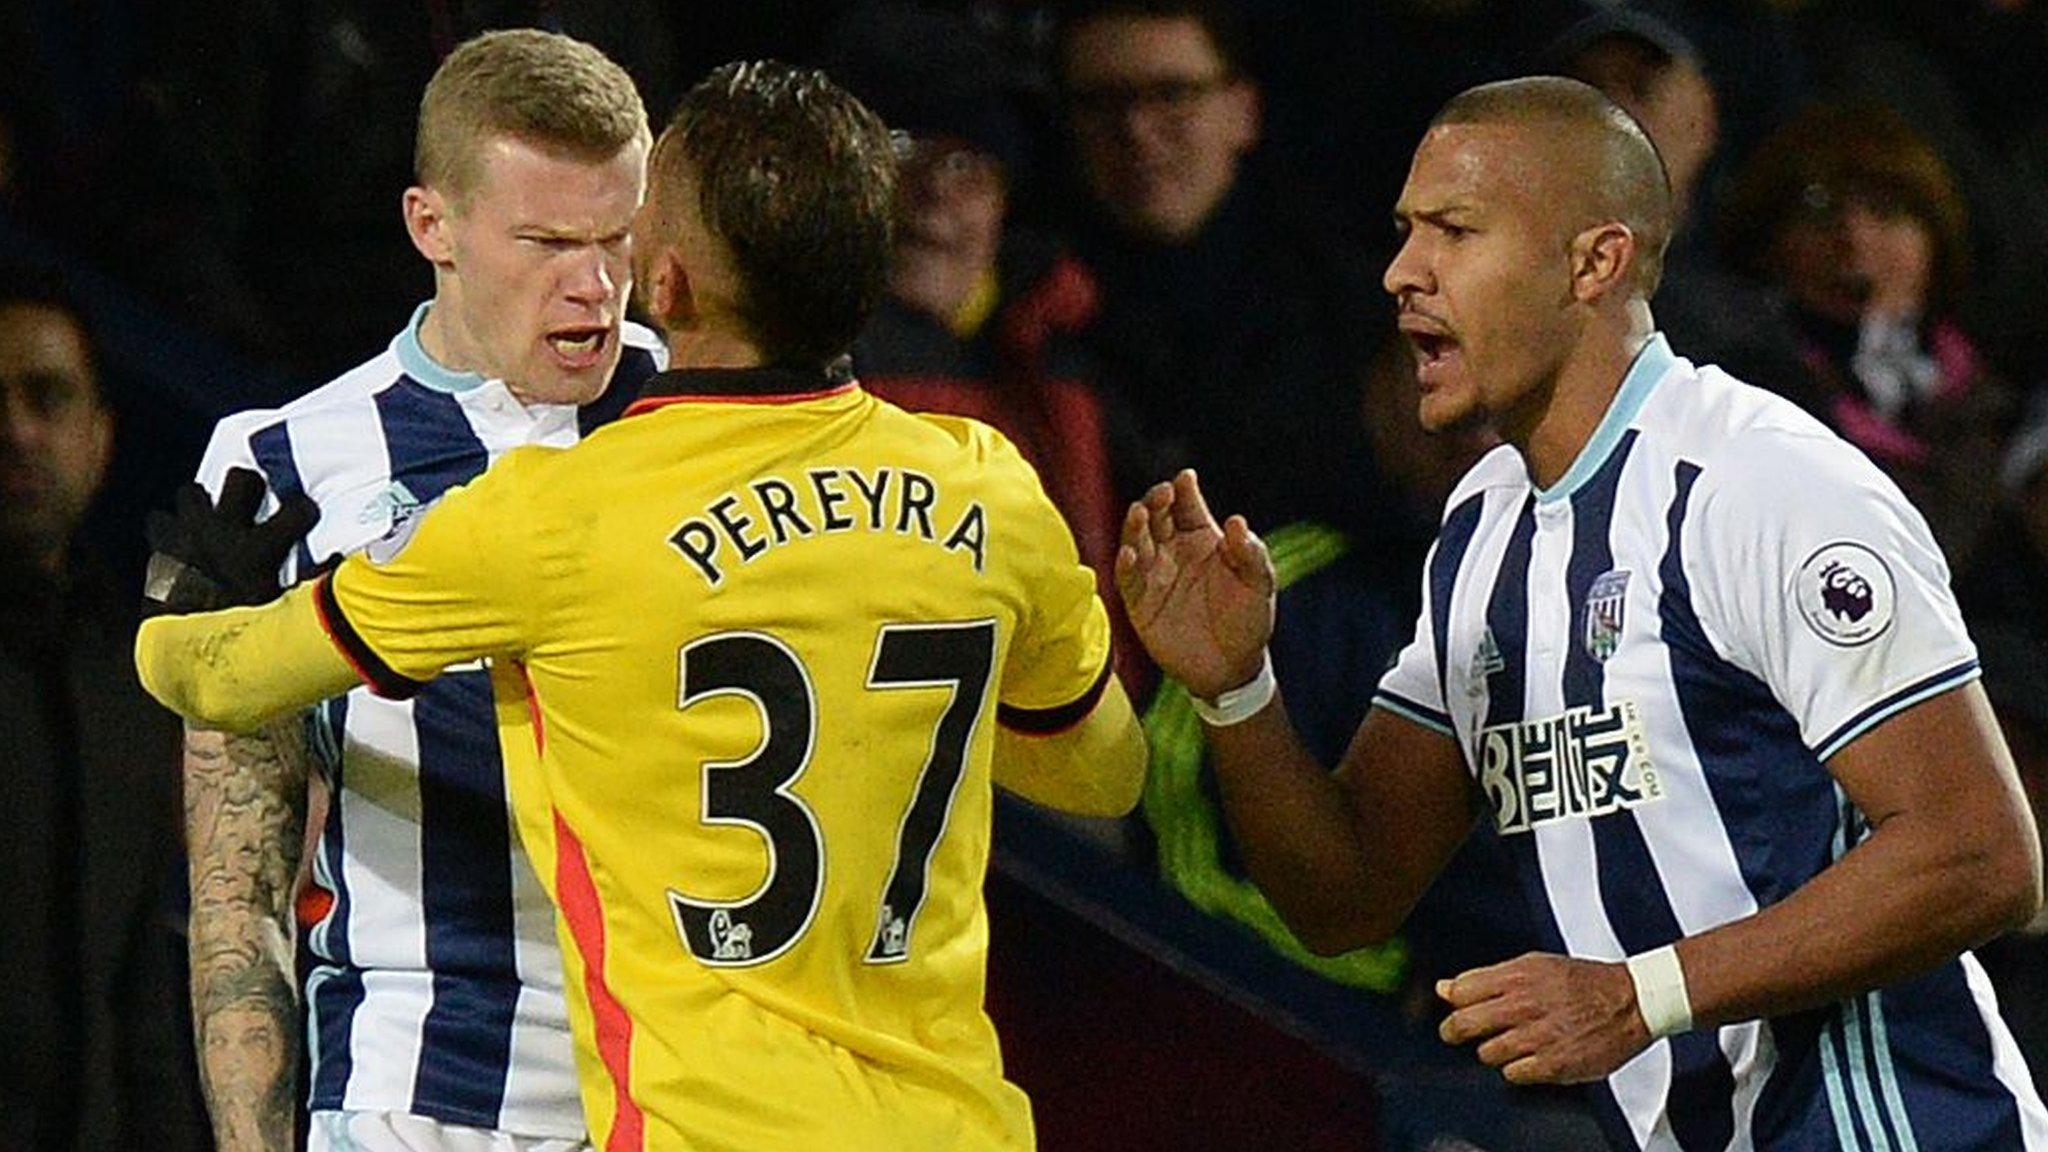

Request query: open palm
[{"left": 1115, "top": 470, "right": 1276, "bottom": 700}]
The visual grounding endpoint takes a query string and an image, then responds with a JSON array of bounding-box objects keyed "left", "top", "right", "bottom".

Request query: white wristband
[
  {"left": 1626, "top": 944, "right": 1694, "bottom": 1039},
  {"left": 1189, "top": 651, "right": 1276, "bottom": 727}
]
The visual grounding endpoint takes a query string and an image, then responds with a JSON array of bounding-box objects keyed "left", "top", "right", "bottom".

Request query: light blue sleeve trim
[
  {"left": 1536, "top": 333, "right": 1675, "bottom": 504},
  {"left": 391, "top": 301, "right": 489, "bottom": 394},
  {"left": 1814, "top": 660, "right": 1981, "bottom": 762},
  {"left": 1372, "top": 692, "right": 1456, "bottom": 738}
]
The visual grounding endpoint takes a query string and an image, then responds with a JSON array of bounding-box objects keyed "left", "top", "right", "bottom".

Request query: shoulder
[
  {"left": 198, "top": 347, "right": 406, "bottom": 478},
  {"left": 1652, "top": 363, "right": 1908, "bottom": 524},
  {"left": 1440, "top": 444, "right": 1527, "bottom": 521}
]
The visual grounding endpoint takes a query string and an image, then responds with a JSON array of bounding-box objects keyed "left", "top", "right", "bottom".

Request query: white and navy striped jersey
[
  {"left": 1375, "top": 335, "right": 2048, "bottom": 1152},
  {"left": 193, "top": 305, "right": 666, "bottom": 1137}
]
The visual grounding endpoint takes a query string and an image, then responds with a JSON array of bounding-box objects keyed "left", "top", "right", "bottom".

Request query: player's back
[{"left": 472, "top": 372, "right": 1107, "bottom": 1150}]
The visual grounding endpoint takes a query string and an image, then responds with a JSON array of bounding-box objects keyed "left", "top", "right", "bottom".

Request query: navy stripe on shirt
[
  {"left": 411, "top": 670, "right": 520, "bottom": 1126},
  {"left": 247, "top": 419, "right": 318, "bottom": 582}
]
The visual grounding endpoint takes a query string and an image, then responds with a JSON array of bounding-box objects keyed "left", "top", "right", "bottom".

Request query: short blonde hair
[{"left": 416, "top": 29, "right": 649, "bottom": 202}]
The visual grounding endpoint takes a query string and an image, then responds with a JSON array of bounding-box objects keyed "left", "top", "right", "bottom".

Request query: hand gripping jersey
[
  {"left": 194, "top": 306, "right": 665, "bottom": 1136},
  {"left": 313, "top": 366, "right": 1119, "bottom": 1151},
  {"left": 1374, "top": 336, "right": 2048, "bottom": 1152}
]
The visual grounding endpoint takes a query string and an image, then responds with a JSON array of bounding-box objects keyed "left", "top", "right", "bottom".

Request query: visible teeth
[{"left": 551, "top": 332, "right": 601, "bottom": 354}]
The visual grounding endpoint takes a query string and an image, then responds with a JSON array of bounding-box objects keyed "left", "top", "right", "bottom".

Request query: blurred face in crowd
[
  {"left": 405, "top": 133, "right": 646, "bottom": 405},
  {"left": 1571, "top": 40, "right": 1718, "bottom": 226},
  {"left": 1384, "top": 123, "right": 1584, "bottom": 440},
  {"left": 0, "top": 303, "right": 111, "bottom": 571},
  {"left": 1771, "top": 186, "right": 1934, "bottom": 325},
  {"left": 1061, "top": 15, "right": 1258, "bottom": 244},
  {"left": 890, "top": 138, "right": 1007, "bottom": 324}
]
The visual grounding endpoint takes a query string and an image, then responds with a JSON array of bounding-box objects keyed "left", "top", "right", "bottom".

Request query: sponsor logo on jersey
[
  {"left": 1477, "top": 700, "right": 1662, "bottom": 835},
  {"left": 1583, "top": 569, "right": 1631, "bottom": 664},
  {"left": 1469, "top": 627, "right": 1505, "bottom": 683},
  {"left": 1795, "top": 541, "right": 1896, "bottom": 647},
  {"left": 362, "top": 483, "right": 430, "bottom": 566}
]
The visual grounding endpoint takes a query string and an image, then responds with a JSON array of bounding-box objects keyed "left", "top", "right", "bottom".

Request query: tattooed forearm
[{"left": 185, "top": 719, "right": 312, "bottom": 1152}]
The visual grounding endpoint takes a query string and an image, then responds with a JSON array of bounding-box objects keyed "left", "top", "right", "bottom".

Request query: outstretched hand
[
  {"left": 143, "top": 467, "right": 320, "bottom": 616},
  {"left": 1114, "top": 469, "right": 1276, "bottom": 699}
]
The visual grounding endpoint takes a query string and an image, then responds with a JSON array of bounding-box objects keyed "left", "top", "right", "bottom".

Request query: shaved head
[{"left": 1431, "top": 76, "right": 1672, "bottom": 295}]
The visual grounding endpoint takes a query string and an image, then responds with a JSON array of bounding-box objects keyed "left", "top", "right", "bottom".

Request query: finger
[
  {"left": 251, "top": 491, "right": 320, "bottom": 557},
  {"left": 1219, "top": 516, "right": 1276, "bottom": 595},
  {"left": 1119, "top": 501, "right": 1152, "bottom": 552},
  {"left": 217, "top": 467, "right": 269, "bottom": 524},
  {"left": 1439, "top": 955, "right": 1530, "bottom": 1008},
  {"left": 1475, "top": 1026, "right": 1541, "bottom": 1069},
  {"left": 1168, "top": 468, "right": 1220, "bottom": 533},
  {"left": 1147, "top": 485, "right": 1176, "bottom": 546},
  {"left": 1501, "top": 1054, "right": 1556, "bottom": 1086},
  {"left": 173, "top": 480, "right": 211, "bottom": 523},
  {"left": 1439, "top": 995, "right": 1525, "bottom": 1046},
  {"left": 1126, "top": 502, "right": 1157, "bottom": 566}
]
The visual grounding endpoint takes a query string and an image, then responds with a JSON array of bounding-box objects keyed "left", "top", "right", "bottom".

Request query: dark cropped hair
[
  {"left": 1052, "top": 0, "right": 1254, "bottom": 84},
  {"left": 654, "top": 61, "right": 898, "bottom": 369},
  {"left": 1723, "top": 102, "right": 1971, "bottom": 316}
]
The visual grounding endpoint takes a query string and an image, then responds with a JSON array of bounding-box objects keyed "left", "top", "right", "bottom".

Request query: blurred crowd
[{"left": 8, "top": 0, "right": 2048, "bottom": 1148}]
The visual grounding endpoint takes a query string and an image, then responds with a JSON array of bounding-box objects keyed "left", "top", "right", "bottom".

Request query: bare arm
[
  {"left": 1681, "top": 682, "right": 2042, "bottom": 1023},
  {"left": 185, "top": 719, "right": 313, "bottom": 1152},
  {"left": 1116, "top": 469, "right": 1475, "bottom": 953},
  {"left": 1438, "top": 682, "right": 2044, "bottom": 1085},
  {"left": 1206, "top": 700, "right": 1473, "bottom": 953}
]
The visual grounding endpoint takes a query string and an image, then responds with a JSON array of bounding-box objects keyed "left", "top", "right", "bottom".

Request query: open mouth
[
  {"left": 546, "top": 325, "right": 611, "bottom": 368},
  {"left": 1403, "top": 328, "right": 1460, "bottom": 378}
]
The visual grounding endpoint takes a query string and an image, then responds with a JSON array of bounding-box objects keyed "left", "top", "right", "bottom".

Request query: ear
[
  {"left": 1221, "top": 77, "right": 1262, "bottom": 155},
  {"left": 647, "top": 246, "right": 696, "bottom": 332},
  {"left": 403, "top": 185, "right": 456, "bottom": 267},
  {"left": 1568, "top": 222, "right": 1637, "bottom": 305},
  {"left": 82, "top": 395, "right": 114, "bottom": 496}
]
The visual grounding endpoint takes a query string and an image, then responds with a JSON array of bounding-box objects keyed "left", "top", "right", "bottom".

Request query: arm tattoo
[{"left": 185, "top": 719, "right": 313, "bottom": 1152}]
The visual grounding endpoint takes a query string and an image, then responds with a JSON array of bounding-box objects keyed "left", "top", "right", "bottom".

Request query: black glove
[{"left": 142, "top": 467, "right": 321, "bottom": 616}]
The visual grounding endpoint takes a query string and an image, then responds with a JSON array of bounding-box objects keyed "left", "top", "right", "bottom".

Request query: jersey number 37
[{"left": 668, "top": 620, "right": 995, "bottom": 968}]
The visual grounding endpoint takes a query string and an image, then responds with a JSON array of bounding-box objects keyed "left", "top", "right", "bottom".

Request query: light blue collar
[
  {"left": 391, "top": 302, "right": 491, "bottom": 394},
  {"left": 1534, "top": 333, "right": 1674, "bottom": 504}
]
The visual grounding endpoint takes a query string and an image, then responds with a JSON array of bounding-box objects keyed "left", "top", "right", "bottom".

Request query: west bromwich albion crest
[{"left": 1583, "top": 569, "right": 1631, "bottom": 664}]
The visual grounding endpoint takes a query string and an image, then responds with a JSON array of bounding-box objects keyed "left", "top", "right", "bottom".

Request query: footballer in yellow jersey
[
  {"left": 139, "top": 364, "right": 1148, "bottom": 1151},
  {"left": 137, "top": 59, "right": 1147, "bottom": 1152}
]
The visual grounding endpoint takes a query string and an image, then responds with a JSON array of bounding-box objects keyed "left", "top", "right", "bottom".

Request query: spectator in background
[
  {"left": 1724, "top": 102, "right": 2015, "bottom": 576},
  {"left": 1542, "top": 2, "right": 1821, "bottom": 412},
  {"left": 0, "top": 269, "right": 208, "bottom": 1151},
  {"left": 825, "top": 0, "right": 1144, "bottom": 694},
  {"left": 1052, "top": 0, "right": 1417, "bottom": 585}
]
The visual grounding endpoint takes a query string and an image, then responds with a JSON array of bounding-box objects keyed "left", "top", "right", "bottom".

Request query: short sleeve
[
  {"left": 1372, "top": 551, "right": 1453, "bottom": 737},
  {"left": 1688, "top": 437, "right": 1978, "bottom": 760},
  {"left": 321, "top": 449, "right": 547, "bottom": 696},
  {"left": 990, "top": 435, "right": 1114, "bottom": 732}
]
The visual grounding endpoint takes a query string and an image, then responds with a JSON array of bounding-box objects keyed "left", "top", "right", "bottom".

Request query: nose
[
  {"left": 565, "top": 244, "right": 617, "bottom": 305},
  {"left": 1383, "top": 233, "right": 1430, "bottom": 301}
]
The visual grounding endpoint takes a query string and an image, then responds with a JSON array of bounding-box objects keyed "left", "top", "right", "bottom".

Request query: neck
[
  {"left": 665, "top": 324, "right": 766, "bottom": 371},
  {"left": 418, "top": 292, "right": 487, "bottom": 377},
  {"left": 1518, "top": 302, "right": 1655, "bottom": 490}
]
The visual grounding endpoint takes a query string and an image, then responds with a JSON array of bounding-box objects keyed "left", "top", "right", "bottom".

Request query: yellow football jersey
[{"left": 317, "top": 368, "right": 1119, "bottom": 1152}]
